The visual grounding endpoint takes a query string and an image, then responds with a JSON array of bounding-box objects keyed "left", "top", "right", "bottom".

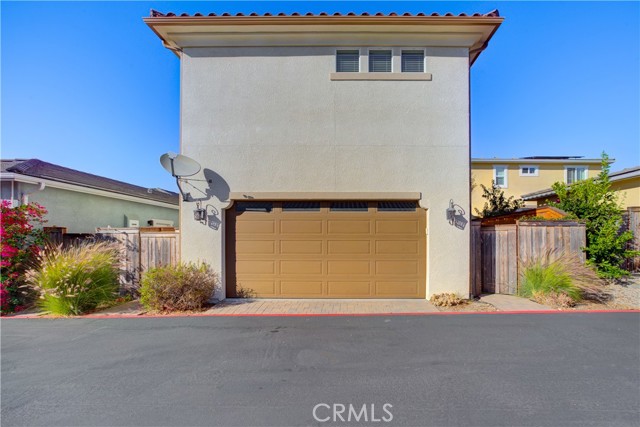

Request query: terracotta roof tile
[{"left": 149, "top": 9, "right": 500, "bottom": 19}]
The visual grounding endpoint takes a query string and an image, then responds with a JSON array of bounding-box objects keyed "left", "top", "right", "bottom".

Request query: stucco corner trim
[
  {"left": 229, "top": 192, "right": 422, "bottom": 201},
  {"left": 330, "top": 72, "right": 433, "bottom": 81}
]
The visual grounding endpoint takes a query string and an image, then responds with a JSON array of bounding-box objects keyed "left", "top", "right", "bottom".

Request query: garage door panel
[
  {"left": 375, "top": 260, "right": 418, "bottom": 275},
  {"left": 281, "top": 281, "right": 323, "bottom": 296},
  {"left": 328, "top": 220, "right": 371, "bottom": 234},
  {"left": 236, "top": 260, "right": 275, "bottom": 274},
  {"left": 235, "top": 240, "right": 275, "bottom": 254},
  {"left": 227, "top": 201, "right": 426, "bottom": 298},
  {"left": 375, "top": 281, "right": 419, "bottom": 296},
  {"left": 281, "top": 220, "right": 323, "bottom": 234},
  {"left": 328, "top": 260, "right": 370, "bottom": 275},
  {"left": 236, "top": 280, "right": 276, "bottom": 296},
  {"left": 376, "top": 240, "right": 419, "bottom": 254},
  {"left": 280, "top": 240, "right": 323, "bottom": 254},
  {"left": 375, "top": 220, "right": 419, "bottom": 234},
  {"left": 236, "top": 220, "right": 275, "bottom": 234},
  {"left": 328, "top": 240, "right": 371, "bottom": 254},
  {"left": 328, "top": 281, "right": 371, "bottom": 296},
  {"left": 281, "top": 260, "right": 323, "bottom": 275}
]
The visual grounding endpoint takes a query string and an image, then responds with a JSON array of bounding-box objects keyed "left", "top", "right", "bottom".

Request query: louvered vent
[
  {"left": 282, "top": 202, "right": 321, "bottom": 211},
  {"left": 235, "top": 201, "right": 273, "bottom": 212},
  {"left": 330, "top": 201, "right": 368, "bottom": 212},
  {"left": 378, "top": 201, "right": 418, "bottom": 212}
]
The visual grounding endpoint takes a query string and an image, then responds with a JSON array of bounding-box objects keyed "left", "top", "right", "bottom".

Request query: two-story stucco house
[
  {"left": 145, "top": 9, "right": 503, "bottom": 299},
  {"left": 471, "top": 156, "right": 606, "bottom": 213}
]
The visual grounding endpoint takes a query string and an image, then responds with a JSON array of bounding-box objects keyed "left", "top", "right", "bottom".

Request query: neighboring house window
[
  {"left": 565, "top": 166, "right": 588, "bottom": 184},
  {"left": 336, "top": 50, "right": 359, "bottom": 72},
  {"left": 519, "top": 165, "right": 539, "bottom": 177},
  {"left": 369, "top": 50, "right": 392, "bottom": 72},
  {"left": 401, "top": 50, "right": 425, "bottom": 72},
  {"left": 493, "top": 165, "right": 508, "bottom": 188}
]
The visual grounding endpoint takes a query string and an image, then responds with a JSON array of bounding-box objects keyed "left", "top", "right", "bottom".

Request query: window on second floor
[
  {"left": 368, "top": 50, "right": 392, "bottom": 72},
  {"left": 401, "top": 50, "right": 425, "bottom": 72},
  {"left": 493, "top": 165, "right": 508, "bottom": 188},
  {"left": 336, "top": 50, "right": 360, "bottom": 72},
  {"left": 519, "top": 165, "right": 539, "bottom": 177},
  {"left": 565, "top": 166, "right": 588, "bottom": 184}
]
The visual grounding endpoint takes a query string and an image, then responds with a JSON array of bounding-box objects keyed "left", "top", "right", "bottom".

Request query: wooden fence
[
  {"left": 94, "top": 228, "right": 180, "bottom": 294},
  {"left": 623, "top": 207, "right": 640, "bottom": 272},
  {"left": 471, "top": 220, "right": 586, "bottom": 296}
]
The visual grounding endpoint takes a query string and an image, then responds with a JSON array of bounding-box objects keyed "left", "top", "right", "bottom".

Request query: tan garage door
[{"left": 225, "top": 201, "right": 426, "bottom": 298}]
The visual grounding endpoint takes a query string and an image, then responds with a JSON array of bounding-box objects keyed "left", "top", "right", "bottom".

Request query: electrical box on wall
[
  {"left": 124, "top": 214, "right": 140, "bottom": 228},
  {"left": 148, "top": 219, "right": 174, "bottom": 227}
]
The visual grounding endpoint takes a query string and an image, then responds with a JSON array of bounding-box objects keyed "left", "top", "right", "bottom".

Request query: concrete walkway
[
  {"left": 9, "top": 295, "right": 556, "bottom": 318},
  {"left": 205, "top": 298, "right": 440, "bottom": 315},
  {"left": 479, "top": 294, "right": 555, "bottom": 311}
]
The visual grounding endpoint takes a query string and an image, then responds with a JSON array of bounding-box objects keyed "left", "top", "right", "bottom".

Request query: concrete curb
[{"left": 3, "top": 309, "right": 638, "bottom": 319}]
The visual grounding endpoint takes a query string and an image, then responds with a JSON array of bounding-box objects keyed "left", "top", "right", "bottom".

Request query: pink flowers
[{"left": 1, "top": 202, "right": 47, "bottom": 314}]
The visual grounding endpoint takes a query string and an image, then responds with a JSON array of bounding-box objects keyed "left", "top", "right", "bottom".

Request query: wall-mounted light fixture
[
  {"left": 446, "top": 199, "right": 458, "bottom": 224},
  {"left": 446, "top": 199, "right": 467, "bottom": 230},
  {"left": 194, "top": 202, "right": 207, "bottom": 222}
]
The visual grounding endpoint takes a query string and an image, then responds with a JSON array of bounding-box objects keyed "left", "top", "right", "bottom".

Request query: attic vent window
[
  {"left": 401, "top": 50, "right": 425, "bottom": 72},
  {"left": 336, "top": 50, "right": 359, "bottom": 72},
  {"left": 369, "top": 50, "right": 392, "bottom": 72}
]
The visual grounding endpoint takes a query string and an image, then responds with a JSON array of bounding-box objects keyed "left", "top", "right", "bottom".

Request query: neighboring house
[
  {"left": 471, "top": 156, "right": 606, "bottom": 213},
  {"left": 521, "top": 165, "right": 640, "bottom": 209},
  {"left": 145, "top": 9, "right": 503, "bottom": 299},
  {"left": 1, "top": 159, "right": 179, "bottom": 233}
]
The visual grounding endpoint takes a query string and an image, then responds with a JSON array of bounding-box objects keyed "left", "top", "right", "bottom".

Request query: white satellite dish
[{"left": 160, "top": 153, "right": 201, "bottom": 178}]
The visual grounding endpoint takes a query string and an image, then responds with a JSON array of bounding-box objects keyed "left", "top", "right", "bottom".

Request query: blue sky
[{"left": 2, "top": 1, "right": 639, "bottom": 191}]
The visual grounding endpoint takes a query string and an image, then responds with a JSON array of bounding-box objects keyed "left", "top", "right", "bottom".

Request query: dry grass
[
  {"left": 430, "top": 293, "right": 467, "bottom": 307},
  {"left": 140, "top": 262, "right": 219, "bottom": 312},
  {"left": 26, "top": 241, "right": 121, "bottom": 315},
  {"left": 519, "top": 249, "right": 606, "bottom": 306}
]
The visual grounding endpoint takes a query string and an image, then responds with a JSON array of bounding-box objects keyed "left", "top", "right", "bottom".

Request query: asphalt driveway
[{"left": 2, "top": 313, "right": 639, "bottom": 427}]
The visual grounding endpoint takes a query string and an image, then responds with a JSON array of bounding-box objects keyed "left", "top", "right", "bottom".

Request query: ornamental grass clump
[
  {"left": 27, "top": 241, "right": 120, "bottom": 315},
  {"left": 140, "top": 262, "right": 219, "bottom": 312},
  {"left": 518, "top": 249, "right": 604, "bottom": 306}
]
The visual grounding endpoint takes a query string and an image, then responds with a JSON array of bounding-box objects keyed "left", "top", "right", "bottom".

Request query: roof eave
[{"left": 144, "top": 14, "right": 503, "bottom": 65}]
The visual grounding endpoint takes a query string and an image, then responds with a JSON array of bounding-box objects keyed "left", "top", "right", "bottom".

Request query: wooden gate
[{"left": 471, "top": 221, "right": 586, "bottom": 296}]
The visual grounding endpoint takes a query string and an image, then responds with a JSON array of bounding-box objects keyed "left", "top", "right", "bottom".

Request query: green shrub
[
  {"left": 474, "top": 180, "right": 524, "bottom": 218},
  {"left": 518, "top": 250, "right": 604, "bottom": 304},
  {"left": 140, "top": 262, "right": 219, "bottom": 312},
  {"left": 27, "top": 241, "right": 120, "bottom": 315},
  {"left": 551, "top": 153, "right": 637, "bottom": 278}
]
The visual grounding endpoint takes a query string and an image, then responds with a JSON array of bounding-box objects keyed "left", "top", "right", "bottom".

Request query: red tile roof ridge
[{"left": 149, "top": 9, "right": 500, "bottom": 19}]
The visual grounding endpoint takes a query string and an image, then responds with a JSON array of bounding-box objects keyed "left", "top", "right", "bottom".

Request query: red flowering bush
[{"left": 1, "top": 201, "right": 48, "bottom": 314}]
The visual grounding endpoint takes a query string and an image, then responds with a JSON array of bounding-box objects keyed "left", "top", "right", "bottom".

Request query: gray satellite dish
[
  {"left": 160, "top": 152, "right": 203, "bottom": 202},
  {"left": 160, "top": 153, "right": 201, "bottom": 177}
]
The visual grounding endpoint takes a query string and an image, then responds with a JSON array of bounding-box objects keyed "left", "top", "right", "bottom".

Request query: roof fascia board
[
  {"left": 1, "top": 173, "right": 178, "bottom": 209},
  {"left": 472, "top": 158, "right": 608, "bottom": 165},
  {"left": 145, "top": 16, "right": 502, "bottom": 63}
]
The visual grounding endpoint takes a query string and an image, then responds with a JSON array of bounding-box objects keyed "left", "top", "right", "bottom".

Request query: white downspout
[{"left": 20, "top": 181, "right": 46, "bottom": 205}]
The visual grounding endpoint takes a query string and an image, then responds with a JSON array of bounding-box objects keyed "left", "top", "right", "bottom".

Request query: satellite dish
[{"left": 160, "top": 153, "right": 201, "bottom": 177}]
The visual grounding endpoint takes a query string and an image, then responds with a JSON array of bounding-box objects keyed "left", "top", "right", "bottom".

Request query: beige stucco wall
[
  {"left": 611, "top": 178, "right": 640, "bottom": 209},
  {"left": 4, "top": 184, "right": 178, "bottom": 233},
  {"left": 471, "top": 162, "right": 602, "bottom": 213},
  {"left": 179, "top": 46, "right": 471, "bottom": 299}
]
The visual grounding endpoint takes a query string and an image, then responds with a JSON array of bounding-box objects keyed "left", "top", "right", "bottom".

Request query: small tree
[
  {"left": 551, "top": 153, "right": 636, "bottom": 278},
  {"left": 474, "top": 180, "right": 524, "bottom": 218},
  {"left": 1, "top": 201, "right": 48, "bottom": 314}
]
